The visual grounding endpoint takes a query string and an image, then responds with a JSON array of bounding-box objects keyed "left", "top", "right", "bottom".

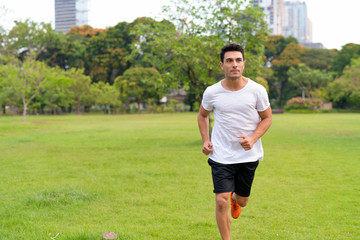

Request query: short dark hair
[{"left": 220, "top": 43, "right": 245, "bottom": 63}]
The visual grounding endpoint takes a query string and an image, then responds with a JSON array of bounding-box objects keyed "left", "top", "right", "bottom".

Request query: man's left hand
[{"left": 238, "top": 135, "right": 255, "bottom": 151}]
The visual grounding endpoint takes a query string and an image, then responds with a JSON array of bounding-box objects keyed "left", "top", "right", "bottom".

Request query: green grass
[{"left": 0, "top": 113, "right": 359, "bottom": 240}]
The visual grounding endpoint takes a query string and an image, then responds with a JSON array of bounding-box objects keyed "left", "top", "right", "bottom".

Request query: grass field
[{"left": 0, "top": 113, "right": 359, "bottom": 240}]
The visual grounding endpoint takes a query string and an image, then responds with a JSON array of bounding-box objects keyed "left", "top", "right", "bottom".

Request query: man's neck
[{"left": 221, "top": 76, "right": 248, "bottom": 91}]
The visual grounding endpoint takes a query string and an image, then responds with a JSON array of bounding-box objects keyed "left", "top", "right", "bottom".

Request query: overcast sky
[{"left": 1, "top": 0, "right": 359, "bottom": 50}]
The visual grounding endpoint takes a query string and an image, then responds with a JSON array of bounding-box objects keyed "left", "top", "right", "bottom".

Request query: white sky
[{"left": 0, "top": 0, "right": 359, "bottom": 50}]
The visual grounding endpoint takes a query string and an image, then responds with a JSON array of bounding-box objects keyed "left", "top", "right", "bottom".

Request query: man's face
[{"left": 220, "top": 51, "right": 245, "bottom": 80}]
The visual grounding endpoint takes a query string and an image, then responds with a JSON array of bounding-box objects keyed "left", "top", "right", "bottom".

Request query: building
[
  {"left": 252, "top": 0, "right": 283, "bottom": 35},
  {"left": 55, "top": 0, "right": 88, "bottom": 33},
  {"left": 301, "top": 42, "right": 325, "bottom": 49},
  {"left": 253, "top": 0, "right": 314, "bottom": 45},
  {"left": 282, "top": 1, "right": 310, "bottom": 44}
]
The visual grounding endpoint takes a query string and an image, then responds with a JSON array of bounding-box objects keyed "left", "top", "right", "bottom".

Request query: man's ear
[{"left": 220, "top": 61, "right": 224, "bottom": 70}]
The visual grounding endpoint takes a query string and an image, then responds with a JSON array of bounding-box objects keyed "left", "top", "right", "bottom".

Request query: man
[{"left": 197, "top": 43, "right": 272, "bottom": 240}]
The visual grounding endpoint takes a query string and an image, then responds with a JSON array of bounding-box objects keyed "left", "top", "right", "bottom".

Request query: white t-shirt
[{"left": 202, "top": 78, "right": 270, "bottom": 164}]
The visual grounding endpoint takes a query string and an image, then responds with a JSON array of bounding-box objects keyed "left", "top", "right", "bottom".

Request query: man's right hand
[{"left": 202, "top": 141, "right": 213, "bottom": 155}]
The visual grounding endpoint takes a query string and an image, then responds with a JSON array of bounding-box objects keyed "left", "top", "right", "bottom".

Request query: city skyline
[{"left": 1, "top": 0, "right": 359, "bottom": 50}]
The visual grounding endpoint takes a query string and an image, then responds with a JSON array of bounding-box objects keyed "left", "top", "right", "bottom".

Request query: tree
[
  {"left": 300, "top": 48, "right": 337, "bottom": 71},
  {"left": 3, "top": 19, "right": 86, "bottom": 70},
  {"left": 254, "top": 76, "right": 269, "bottom": 93},
  {"left": 67, "top": 25, "right": 107, "bottom": 72},
  {"left": 66, "top": 69, "right": 92, "bottom": 114},
  {"left": 90, "top": 82, "right": 120, "bottom": 114},
  {"left": 114, "top": 67, "right": 162, "bottom": 113},
  {"left": 0, "top": 58, "right": 18, "bottom": 114},
  {"left": 129, "top": 0, "right": 268, "bottom": 108},
  {"left": 288, "top": 63, "right": 333, "bottom": 99},
  {"left": 85, "top": 22, "right": 134, "bottom": 84},
  {"left": 271, "top": 42, "right": 306, "bottom": 106},
  {"left": 331, "top": 43, "right": 360, "bottom": 76},
  {"left": 327, "top": 57, "right": 360, "bottom": 109},
  {"left": 264, "top": 35, "right": 300, "bottom": 107},
  {"left": 0, "top": 20, "right": 6, "bottom": 56},
  {"left": 67, "top": 25, "right": 106, "bottom": 38},
  {"left": 265, "top": 35, "right": 298, "bottom": 61},
  {"left": 28, "top": 67, "right": 92, "bottom": 115},
  {"left": 5, "top": 20, "right": 56, "bottom": 59},
  {"left": 0, "top": 57, "right": 50, "bottom": 121},
  {"left": 37, "top": 73, "right": 73, "bottom": 114}
]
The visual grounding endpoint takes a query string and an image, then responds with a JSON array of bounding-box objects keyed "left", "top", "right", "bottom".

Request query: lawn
[{"left": 0, "top": 113, "right": 359, "bottom": 240}]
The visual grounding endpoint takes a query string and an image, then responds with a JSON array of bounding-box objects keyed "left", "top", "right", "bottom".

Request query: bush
[
  {"left": 284, "top": 97, "right": 323, "bottom": 111},
  {"left": 146, "top": 99, "right": 157, "bottom": 113},
  {"left": 165, "top": 99, "right": 182, "bottom": 113}
]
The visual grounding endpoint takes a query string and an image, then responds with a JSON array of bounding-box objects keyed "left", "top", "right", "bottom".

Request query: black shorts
[{"left": 208, "top": 159, "right": 259, "bottom": 197}]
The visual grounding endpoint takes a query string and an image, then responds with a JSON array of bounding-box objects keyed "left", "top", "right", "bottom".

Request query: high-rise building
[
  {"left": 252, "top": 0, "right": 283, "bottom": 35},
  {"left": 253, "top": 0, "right": 313, "bottom": 45},
  {"left": 306, "top": 18, "right": 312, "bottom": 43},
  {"left": 282, "top": 1, "right": 309, "bottom": 43},
  {"left": 55, "top": 0, "right": 88, "bottom": 33},
  {"left": 273, "top": 0, "right": 283, "bottom": 36}
]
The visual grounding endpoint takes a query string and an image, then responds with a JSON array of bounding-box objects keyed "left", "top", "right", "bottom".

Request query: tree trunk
[
  {"left": 76, "top": 104, "right": 81, "bottom": 114},
  {"left": 137, "top": 102, "right": 142, "bottom": 114},
  {"left": 22, "top": 97, "right": 27, "bottom": 121},
  {"left": 22, "top": 105, "right": 27, "bottom": 121}
]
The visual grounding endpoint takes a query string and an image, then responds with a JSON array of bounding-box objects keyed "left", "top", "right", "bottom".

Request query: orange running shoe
[{"left": 230, "top": 192, "right": 241, "bottom": 219}]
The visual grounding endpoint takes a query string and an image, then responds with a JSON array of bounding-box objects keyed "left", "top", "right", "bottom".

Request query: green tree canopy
[
  {"left": 66, "top": 69, "right": 92, "bottom": 114},
  {"left": 270, "top": 42, "right": 306, "bottom": 106},
  {"left": 0, "top": 57, "right": 51, "bottom": 120},
  {"left": 3, "top": 19, "right": 86, "bottom": 70},
  {"left": 130, "top": 0, "right": 268, "bottom": 106},
  {"left": 331, "top": 43, "right": 360, "bottom": 76},
  {"left": 328, "top": 57, "right": 360, "bottom": 109},
  {"left": 90, "top": 82, "right": 120, "bottom": 114},
  {"left": 288, "top": 63, "right": 333, "bottom": 99},
  {"left": 265, "top": 35, "right": 298, "bottom": 61},
  {"left": 114, "top": 67, "right": 162, "bottom": 113},
  {"left": 85, "top": 22, "right": 134, "bottom": 84},
  {"left": 300, "top": 48, "right": 337, "bottom": 71}
]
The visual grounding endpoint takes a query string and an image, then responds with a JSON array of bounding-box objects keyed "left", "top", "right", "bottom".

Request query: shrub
[{"left": 284, "top": 97, "right": 323, "bottom": 111}]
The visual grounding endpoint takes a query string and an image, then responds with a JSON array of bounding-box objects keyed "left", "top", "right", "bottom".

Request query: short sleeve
[
  {"left": 256, "top": 86, "right": 270, "bottom": 112},
  {"left": 201, "top": 87, "right": 213, "bottom": 111}
]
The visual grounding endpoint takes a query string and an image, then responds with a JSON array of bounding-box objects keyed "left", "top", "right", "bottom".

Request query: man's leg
[
  {"left": 215, "top": 192, "right": 231, "bottom": 240},
  {"left": 232, "top": 193, "right": 249, "bottom": 207}
]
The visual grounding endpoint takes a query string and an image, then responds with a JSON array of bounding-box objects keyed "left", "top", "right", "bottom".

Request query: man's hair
[{"left": 220, "top": 43, "right": 245, "bottom": 63}]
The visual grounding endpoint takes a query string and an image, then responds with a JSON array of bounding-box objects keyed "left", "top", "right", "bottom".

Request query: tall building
[
  {"left": 55, "top": 0, "right": 88, "bottom": 33},
  {"left": 252, "top": 0, "right": 283, "bottom": 35},
  {"left": 273, "top": 0, "right": 283, "bottom": 36},
  {"left": 306, "top": 18, "right": 312, "bottom": 43},
  {"left": 282, "top": 1, "right": 309, "bottom": 43},
  {"left": 253, "top": 0, "right": 313, "bottom": 45}
]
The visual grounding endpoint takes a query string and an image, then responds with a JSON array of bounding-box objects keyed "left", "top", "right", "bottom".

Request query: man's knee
[{"left": 216, "top": 193, "right": 230, "bottom": 209}]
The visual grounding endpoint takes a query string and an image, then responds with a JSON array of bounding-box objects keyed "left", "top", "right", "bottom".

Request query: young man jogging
[{"left": 197, "top": 43, "right": 272, "bottom": 240}]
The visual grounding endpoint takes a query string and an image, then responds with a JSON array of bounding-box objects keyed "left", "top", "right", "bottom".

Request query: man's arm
[
  {"left": 238, "top": 106, "right": 272, "bottom": 150},
  {"left": 197, "top": 104, "right": 213, "bottom": 155}
]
